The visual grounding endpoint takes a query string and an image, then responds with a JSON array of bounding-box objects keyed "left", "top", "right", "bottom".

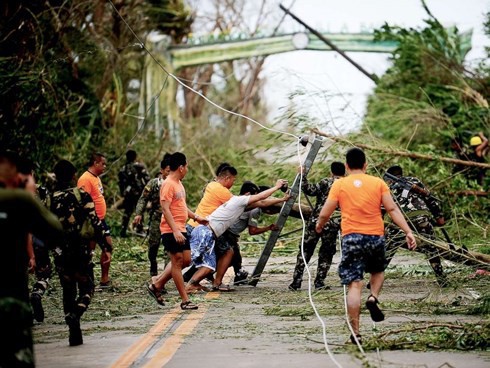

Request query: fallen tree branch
[
  {"left": 378, "top": 323, "right": 465, "bottom": 339},
  {"left": 312, "top": 129, "right": 490, "bottom": 169}
]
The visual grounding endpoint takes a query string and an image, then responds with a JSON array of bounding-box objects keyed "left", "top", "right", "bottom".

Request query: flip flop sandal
[
  {"left": 146, "top": 283, "right": 165, "bottom": 306},
  {"left": 365, "top": 294, "right": 385, "bottom": 322},
  {"left": 180, "top": 300, "right": 198, "bottom": 310},
  {"left": 95, "top": 280, "right": 113, "bottom": 292},
  {"left": 349, "top": 334, "right": 362, "bottom": 345},
  {"left": 211, "top": 284, "right": 235, "bottom": 292}
]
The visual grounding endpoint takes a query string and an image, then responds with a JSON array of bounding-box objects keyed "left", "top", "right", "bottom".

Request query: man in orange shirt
[
  {"left": 146, "top": 152, "right": 207, "bottom": 310},
  {"left": 77, "top": 152, "right": 112, "bottom": 289},
  {"left": 187, "top": 164, "right": 237, "bottom": 228},
  {"left": 316, "top": 147, "right": 416, "bottom": 345}
]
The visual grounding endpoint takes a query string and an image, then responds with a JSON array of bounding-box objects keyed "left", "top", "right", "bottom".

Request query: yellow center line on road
[
  {"left": 109, "top": 306, "right": 182, "bottom": 368},
  {"left": 142, "top": 292, "right": 220, "bottom": 368},
  {"left": 110, "top": 292, "right": 221, "bottom": 368}
]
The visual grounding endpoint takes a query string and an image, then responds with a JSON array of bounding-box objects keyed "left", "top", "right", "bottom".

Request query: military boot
[
  {"left": 65, "top": 312, "right": 83, "bottom": 346},
  {"left": 30, "top": 279, "right": 48, "bottom": 323},
  {"left": 30, "top": 292, "right": 44, "bottom": 323},
  {"left": 76, "top": 294, "right": 91, "bottom": 317},
  {"left": 288, "top": 279, "right": 302, "bottom": 291}
]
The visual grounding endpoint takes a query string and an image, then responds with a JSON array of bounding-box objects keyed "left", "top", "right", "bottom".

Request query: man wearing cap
[{"left": 468, "top": 132, "right": 488, "bottom": 186}]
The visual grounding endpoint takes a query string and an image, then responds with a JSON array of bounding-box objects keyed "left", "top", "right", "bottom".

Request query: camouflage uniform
[
  {"left": 118, "top": 160, "right": 150, "bottom": 236},
  {"left": 290, "top": 176, "right": 341, "bottom": 290},
  {"left": 0, "top": 188, "right": 63, "bottom": 368},
  {"left": 135, "top": 176, "right": 169, "bottom": 275},
  {"left": 30, "top": 185, "right": 54, "bottom": 322},
  {"left": 50, "top": 185, "right": 112, "bottom": 344},
  {"left": 385, "top": 176, "right": 447, "bottom": 286}
]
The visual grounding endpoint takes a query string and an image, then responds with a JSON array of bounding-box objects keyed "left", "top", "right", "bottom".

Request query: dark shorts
[
  {"left": 161, "top": 232, "right": 190, "bottom": 254},
  {"left": 215, "top": 230, "right": 239, "bottom": 257},
  {"left": 338, "top": 233, "right": 387, "bottom": 285}
]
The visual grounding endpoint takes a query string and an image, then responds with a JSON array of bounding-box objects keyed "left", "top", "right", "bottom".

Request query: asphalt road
[{"left": 34, "top": 255, "right": 490, "bottom": 368}]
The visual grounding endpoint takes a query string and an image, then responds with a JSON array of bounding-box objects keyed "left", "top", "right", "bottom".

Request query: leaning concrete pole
[{"left": 249, "top": 136, "right": 324, "bottom": 286}]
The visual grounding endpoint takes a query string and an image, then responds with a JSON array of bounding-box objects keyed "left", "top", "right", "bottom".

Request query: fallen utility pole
[
  {"left": 279, "top": 4, "right": 379, "bottom": 83},
  {"left": 249, "top": 136, "right": 324, "bottom": 286}
]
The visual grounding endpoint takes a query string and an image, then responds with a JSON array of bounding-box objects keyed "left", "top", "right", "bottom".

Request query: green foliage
[
  {"left": 367, "top": 19, "right": 488, "bottom": 151},
  {"left": 147, "top": 0, "right": 193, "bottom": 43},
  {"left": 366, "top": 323, "right": 489, "bottom": 351},
  {"left": 359, "top": 12, "right": 489, "bottom": 251}
]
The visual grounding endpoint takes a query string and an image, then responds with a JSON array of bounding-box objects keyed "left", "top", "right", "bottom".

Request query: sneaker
[
  {"left": 65, "top": 313, "right": 83, "bottom": 346},
  {"left": 288, "top": 281, "right": 301, "bottom": 291},
  {"left": 233, "top": 269, "right": 249, "bottom": 285},
  {"left": 30, "top": 293, "right": 44, "bottom": 323}
]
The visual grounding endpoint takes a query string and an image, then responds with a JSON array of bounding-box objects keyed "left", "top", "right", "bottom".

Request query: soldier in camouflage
[
  {"left": 133, "top": 154, "right": 171, "bottom": 276},
  {"left": 383, "top": 165, "right": 448, "bottom": 287},
  {"left": 118, "top": 150, "right": 150, "bottom": 237},
  {"left": 50, "top": 160, "right": 113, "bottom": 346},
  {"left": 0, "top": 150, "right": 63, "bottom": 368},
  {"left": 15, "top": 157, "right": 55, "bottom": 323},
  {"left": 29, "top": 184, "right": 54, "bottom": 323},
  {"left": 289, "top": 161, "right": 345, "bottom": 291}
]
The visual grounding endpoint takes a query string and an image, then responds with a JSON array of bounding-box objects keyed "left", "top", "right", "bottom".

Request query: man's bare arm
[{"left": 315, "top": 199, "right": 337, "bottom": 233}]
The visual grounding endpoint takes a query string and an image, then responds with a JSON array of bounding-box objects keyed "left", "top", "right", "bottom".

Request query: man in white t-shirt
[
  {"left": 187, "top": 179, "right": 289, "bottom": 292},
  {"left": 217, "top": 183, "right": 279, "bottom": 285}
]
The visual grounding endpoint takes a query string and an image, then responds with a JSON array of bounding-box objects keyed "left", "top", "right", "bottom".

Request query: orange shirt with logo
[
  {"left": 77, "top": 171, "right": 106, "bottom": 220},
  {"left": 159, "top": 178, "right": 188, "bottom": 234},
  {"left": 327, "top": 173, "right": 389, "bottom": 236},
  {"left": 187, "top": 181, "right": 232, "bottom": 227}
]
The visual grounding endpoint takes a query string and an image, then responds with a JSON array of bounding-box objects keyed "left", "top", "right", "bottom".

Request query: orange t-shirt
[
  {"left": 187, "top": 181, "right": 232, "bottom": 227},
  {"left": 77, "top": 171, "right": 106, "bottom": 220},
  {"left": 327, "top": 173, "right": 389, "bottom": 236},
  {"left": 159, "top": 178, "right": 188, "bottom": 234}
]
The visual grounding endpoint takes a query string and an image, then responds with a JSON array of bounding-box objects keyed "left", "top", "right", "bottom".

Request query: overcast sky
[{"left": 260, "top": 0, "right": 489, "bottom": 134}]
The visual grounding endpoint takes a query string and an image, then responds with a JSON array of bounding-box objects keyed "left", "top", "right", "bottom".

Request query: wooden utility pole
[
  {"left": 279, "top": 4, "right": 379, "bottom": 83},
  {"left": 249, "top": 136, "right": 324, "bottom": 286}
]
